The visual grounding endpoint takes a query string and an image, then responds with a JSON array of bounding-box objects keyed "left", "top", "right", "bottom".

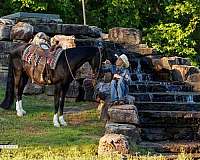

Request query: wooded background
[{"left": 0, "top": 0, "right": 200, "bottom": 64}]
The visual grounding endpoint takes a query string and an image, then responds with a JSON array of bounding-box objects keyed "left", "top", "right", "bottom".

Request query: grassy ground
[{"left": 0, "top": 87, "right": 194, "bottom": 159}]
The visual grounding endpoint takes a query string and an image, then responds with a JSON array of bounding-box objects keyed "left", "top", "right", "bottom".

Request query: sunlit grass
[{"left": 0, "top": 86, "right": 196, "bottom": 159}]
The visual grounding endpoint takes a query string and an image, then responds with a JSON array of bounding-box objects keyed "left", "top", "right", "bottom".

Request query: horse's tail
[{"left": 0, "top": 54, "right": 15, "bottom": 109}]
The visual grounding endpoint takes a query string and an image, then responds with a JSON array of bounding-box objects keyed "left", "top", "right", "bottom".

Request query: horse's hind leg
[
  {"left": 15, "top": 72, "right": 28, "bottom": 116},
  {"left": 17, "top": 73, "right": 29, "bottom": 115}
]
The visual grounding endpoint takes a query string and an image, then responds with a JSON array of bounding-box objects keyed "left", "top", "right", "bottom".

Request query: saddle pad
[
  {"left": 22, "top": 44, "right": 33, "bottom": 63},
  {"left": 22, "top": 45, "right": 63, "bottom": 70},
  {"left": 47, "top": 48, "right": 63, "bottom": 69}
]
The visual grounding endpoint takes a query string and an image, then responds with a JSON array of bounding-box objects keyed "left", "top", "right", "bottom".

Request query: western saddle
[{"left": 23, "top": 33, "right": 76, "bottom": 84}]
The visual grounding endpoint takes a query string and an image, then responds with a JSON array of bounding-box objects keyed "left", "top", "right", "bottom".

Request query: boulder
[
  {"left": 98, "top": 134, "right": 129, "bottom": 155},
  {"left": 23, "top": 81, "right": 44, "bottom": 95},
  {"left": 108, "top": 105, "right": 139, "bottom": 124},
  {"left": 0, "top": 41, "right": 25, "bottom": 54},
  {"left": 0, "top": 18, "right": 14, "bottom": 25},
  {"left": 105, "top": 122, "right": 141, "bottom": 142},
  {"left": 34, "top": 23, "right": 102, "bottom": 38},
  {"left": 11, "top": 22, "right": 34, "bottom": 42},
  {"left": 168, "top": 56, "right": 191, "bottom": 66},
  {"left": 108, "top": 27, "right": 141, "bottom": 45},
  {"left": 187, "top": 73, "right": 200, "bottom": 82},
  {"left": 172, "top": 65, "right": 199, "bottom": 81},
  {"left": 124, "top": 44, "right": 156, "bottom": 55},
  {"left": 0, "top": 25, "right": 12, "bottom": 40}
]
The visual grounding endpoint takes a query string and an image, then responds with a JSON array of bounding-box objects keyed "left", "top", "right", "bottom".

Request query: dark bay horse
[{"left": 0, "top": 44, "right": 105, "bottom": 127}]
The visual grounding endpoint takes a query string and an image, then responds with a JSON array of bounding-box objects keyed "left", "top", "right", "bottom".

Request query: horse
[{"left": 0, "top": 43, "right": 107, "bottom": 127}]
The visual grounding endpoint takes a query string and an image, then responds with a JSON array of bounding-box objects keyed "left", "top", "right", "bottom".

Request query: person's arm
[{"left": 121, "top": 68, "right": 131, "bottom": 81}]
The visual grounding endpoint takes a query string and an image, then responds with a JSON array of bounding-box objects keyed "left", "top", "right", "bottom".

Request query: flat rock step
[
  {"left": 130, "top": 92, "right": 200, "bottom": 95},
  {"left": 139, "top": 141, "right": 200, "bottom": 153},
  {"left": 130, "top": 92, "right": 200, "bottom": 103},
  {"left": 138, "top": 110, "right": 200, "bottom": 118},
  {"left": 134, "top": 102, "right": 200, "bottom": 111},
  {"left": 129, "top": 83, "right": 192, "bottom": 92}
]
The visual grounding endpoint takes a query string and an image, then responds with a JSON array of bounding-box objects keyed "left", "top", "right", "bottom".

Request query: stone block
[
  {"left": 172, "top": 65, "right": 199, "bottom": 81},
  {"left": 105, "top": 122, "right": 141, "bottom": 142},
  {"left": 23, "top": 81, "right": 44, "bottom": 95},
  {"left": 0, "top": 18, "right": 14, "bottom": 25},
  {"left": 124, "top": 44, "right": 156, "bottom": 55},
  {"left": 108, "top": 27, "right": 142, "bottom": 45},
  {"left": 11, "top": 22, "right": 34, "bottom": 42},
  {"left": 34, "top": 23, "right": 58, "bottom": 34},
  {"left": 0, "top": 25, "right": 12, "bottom": 40},
  {"left": 98, "top": 134, "right": 129, "bottom": 155},
  {"left": 108, "top": 105, "right": 139, "bottom": 124},
  {"left": 187, "top": 73, "right": 200, "bottom": 82},
  {"left": 0, "top": 41, "right": 23, "bottom": 55}
]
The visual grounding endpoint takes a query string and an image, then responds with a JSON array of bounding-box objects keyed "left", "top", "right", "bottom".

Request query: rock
[
  {"left": 0, "top": 25, "right": 12, "bottom": 40},
  {"left": 76, "top": 62, "right": 93, "bottom": 79},
  {"left": 98, "top": 134, "right": 129, "bottom": 155},
  {"left": 34, "top": 23, "right": 102, "bottom": 38},
  {"left": 171, "top": 69, "right": 184, "bottom": 81},
  {"left": 11, "top": 22, "right": 34, "bottom": 42},
  {"left": 83, "top": 78, "right": 94, "bottom": 101},
  {"left": 108, "top": 105, "right": 139, "bottom": 124},
  {"left": 187, "top": 73, "right": 200, "bottom": 82},
  {"left": 23, "top": 81, "right": 44, "bottom": 95},
  {"left": 124, "top": 44, "right": 156, "bottom": 55},
  {"left": 168, "top": 56, "right": 191, "bottom": 66},
  {"left": 0, "top": 41, "right": 24, "bottom": 54},
  {"left": 171, "top": 65, "right": 199, "bottom": 81},
  {"left": 105, "top": 122, "right": 141, "bottom": 142},
  {"left": 2, "top": 12, "right": 62, "bottom": 24},
  {"left": 0, "top": 18, "right": 14, "bottom": 25},
  {"left": 66, "top": 80, "right": 80, "bottom": 98},
  {"left": 108, "top": 27, "right": 141, "bottom": 45},
  {"left": 45, "top": 85, "right": 55, "bottom": 96}
]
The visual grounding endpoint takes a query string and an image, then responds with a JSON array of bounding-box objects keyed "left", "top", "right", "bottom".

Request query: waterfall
[
  {"left": 136, "top": 59, "right": 143, "bottom": 82},
  {"left": 186, "top": 95, "right": 194, "bottom": 103}
]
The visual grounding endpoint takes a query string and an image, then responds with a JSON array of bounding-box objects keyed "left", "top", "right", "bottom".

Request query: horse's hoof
[
  {"left": 17, "top": 112, "right": 23, "bottom": 117},
  {"left": 22, "top": 110, "right": 26, "bottom": 115},
  {"left": 54, "top": 123, "right": 60, "bottom": 127},
  {"left": 60, "top": 122, "right": 68, "bottom": 127},
  {"left": 59, "top": 116, "right": 67, "bottom": 127}
]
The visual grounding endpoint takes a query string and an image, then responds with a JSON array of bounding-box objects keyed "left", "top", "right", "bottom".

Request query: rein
[
  {"left": 65, "top": 50, "right": 76, "bottom": 81},
  {"left": 64, "top": 47, "right": 103, "bottom": 83}
]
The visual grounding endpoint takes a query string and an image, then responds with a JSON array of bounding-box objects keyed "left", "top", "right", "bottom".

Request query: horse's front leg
[
  {"left": 53, "top": 84, "right": 61, "bottom": 127},
  {"left": 58, "top": 86, "right": 69, "bottom": 127}
]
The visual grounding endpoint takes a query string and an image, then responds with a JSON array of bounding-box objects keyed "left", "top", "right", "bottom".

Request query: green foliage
[{"left": 0, "top": 0, "right": 200, "bottom": 63}]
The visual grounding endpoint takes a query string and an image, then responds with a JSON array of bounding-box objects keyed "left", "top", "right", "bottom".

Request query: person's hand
[
  {"left": 104, "top": 60, "right": 111, "bottom": 64},
  {"left": 113, "top": 74, "right": 121, "bottom": 79}
]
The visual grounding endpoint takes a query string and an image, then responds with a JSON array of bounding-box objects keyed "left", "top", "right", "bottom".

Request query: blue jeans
[{"left": 111, "top": 78, "right": 128, "bottom": 102}]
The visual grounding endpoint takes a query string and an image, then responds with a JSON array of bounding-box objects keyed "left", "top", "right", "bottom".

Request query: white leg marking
[
  {"left": 16, "top": 101, "right": 23, "bottom": 117},
  {"left": 19, "top": 100, "right": 26, "bottom": 115},
  {"left": 53, "top": 113, "right": 60, "bottom": 127},
  {"left": 59, "top": 115, "right": 67, "bottom": 126}
]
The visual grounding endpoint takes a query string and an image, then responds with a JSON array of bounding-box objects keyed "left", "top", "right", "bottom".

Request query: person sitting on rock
[{"left": 100, "top": 54, "right": 131, "bottom": 105}]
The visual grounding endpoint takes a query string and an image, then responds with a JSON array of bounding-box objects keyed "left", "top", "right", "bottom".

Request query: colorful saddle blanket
[{"left": 22, "top": 44, "right": 63, "bottom": 70}]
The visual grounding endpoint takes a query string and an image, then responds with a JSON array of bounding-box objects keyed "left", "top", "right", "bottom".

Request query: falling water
[
  {"left": 136, "top": 59, "right": 143, "bottom": 82},
  {"left": 186, "top": 95, "right": 194, "bottom": 103},
  {"left": 149, "top": 93, "right": 153, "bottom": 102}
]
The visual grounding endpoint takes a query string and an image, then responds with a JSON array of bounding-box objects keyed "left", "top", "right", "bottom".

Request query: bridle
[{"left": 64, "top": 47, "right": 103, "bottom": 84}]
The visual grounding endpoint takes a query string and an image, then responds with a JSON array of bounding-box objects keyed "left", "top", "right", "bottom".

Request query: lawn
[
  {"left": 0, "top": 86, "right": 194, "bottom": 159},
  {"left": 0, "top": 86, "right": 108, "bottom": 159}
]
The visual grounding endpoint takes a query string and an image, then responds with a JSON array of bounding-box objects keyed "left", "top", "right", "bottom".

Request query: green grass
[
  {"left": 0, "top": 87, "right": 195, "bottom": 159},
  {"left": 0, "top": 86, "right": 105, "bottom": 148}
]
